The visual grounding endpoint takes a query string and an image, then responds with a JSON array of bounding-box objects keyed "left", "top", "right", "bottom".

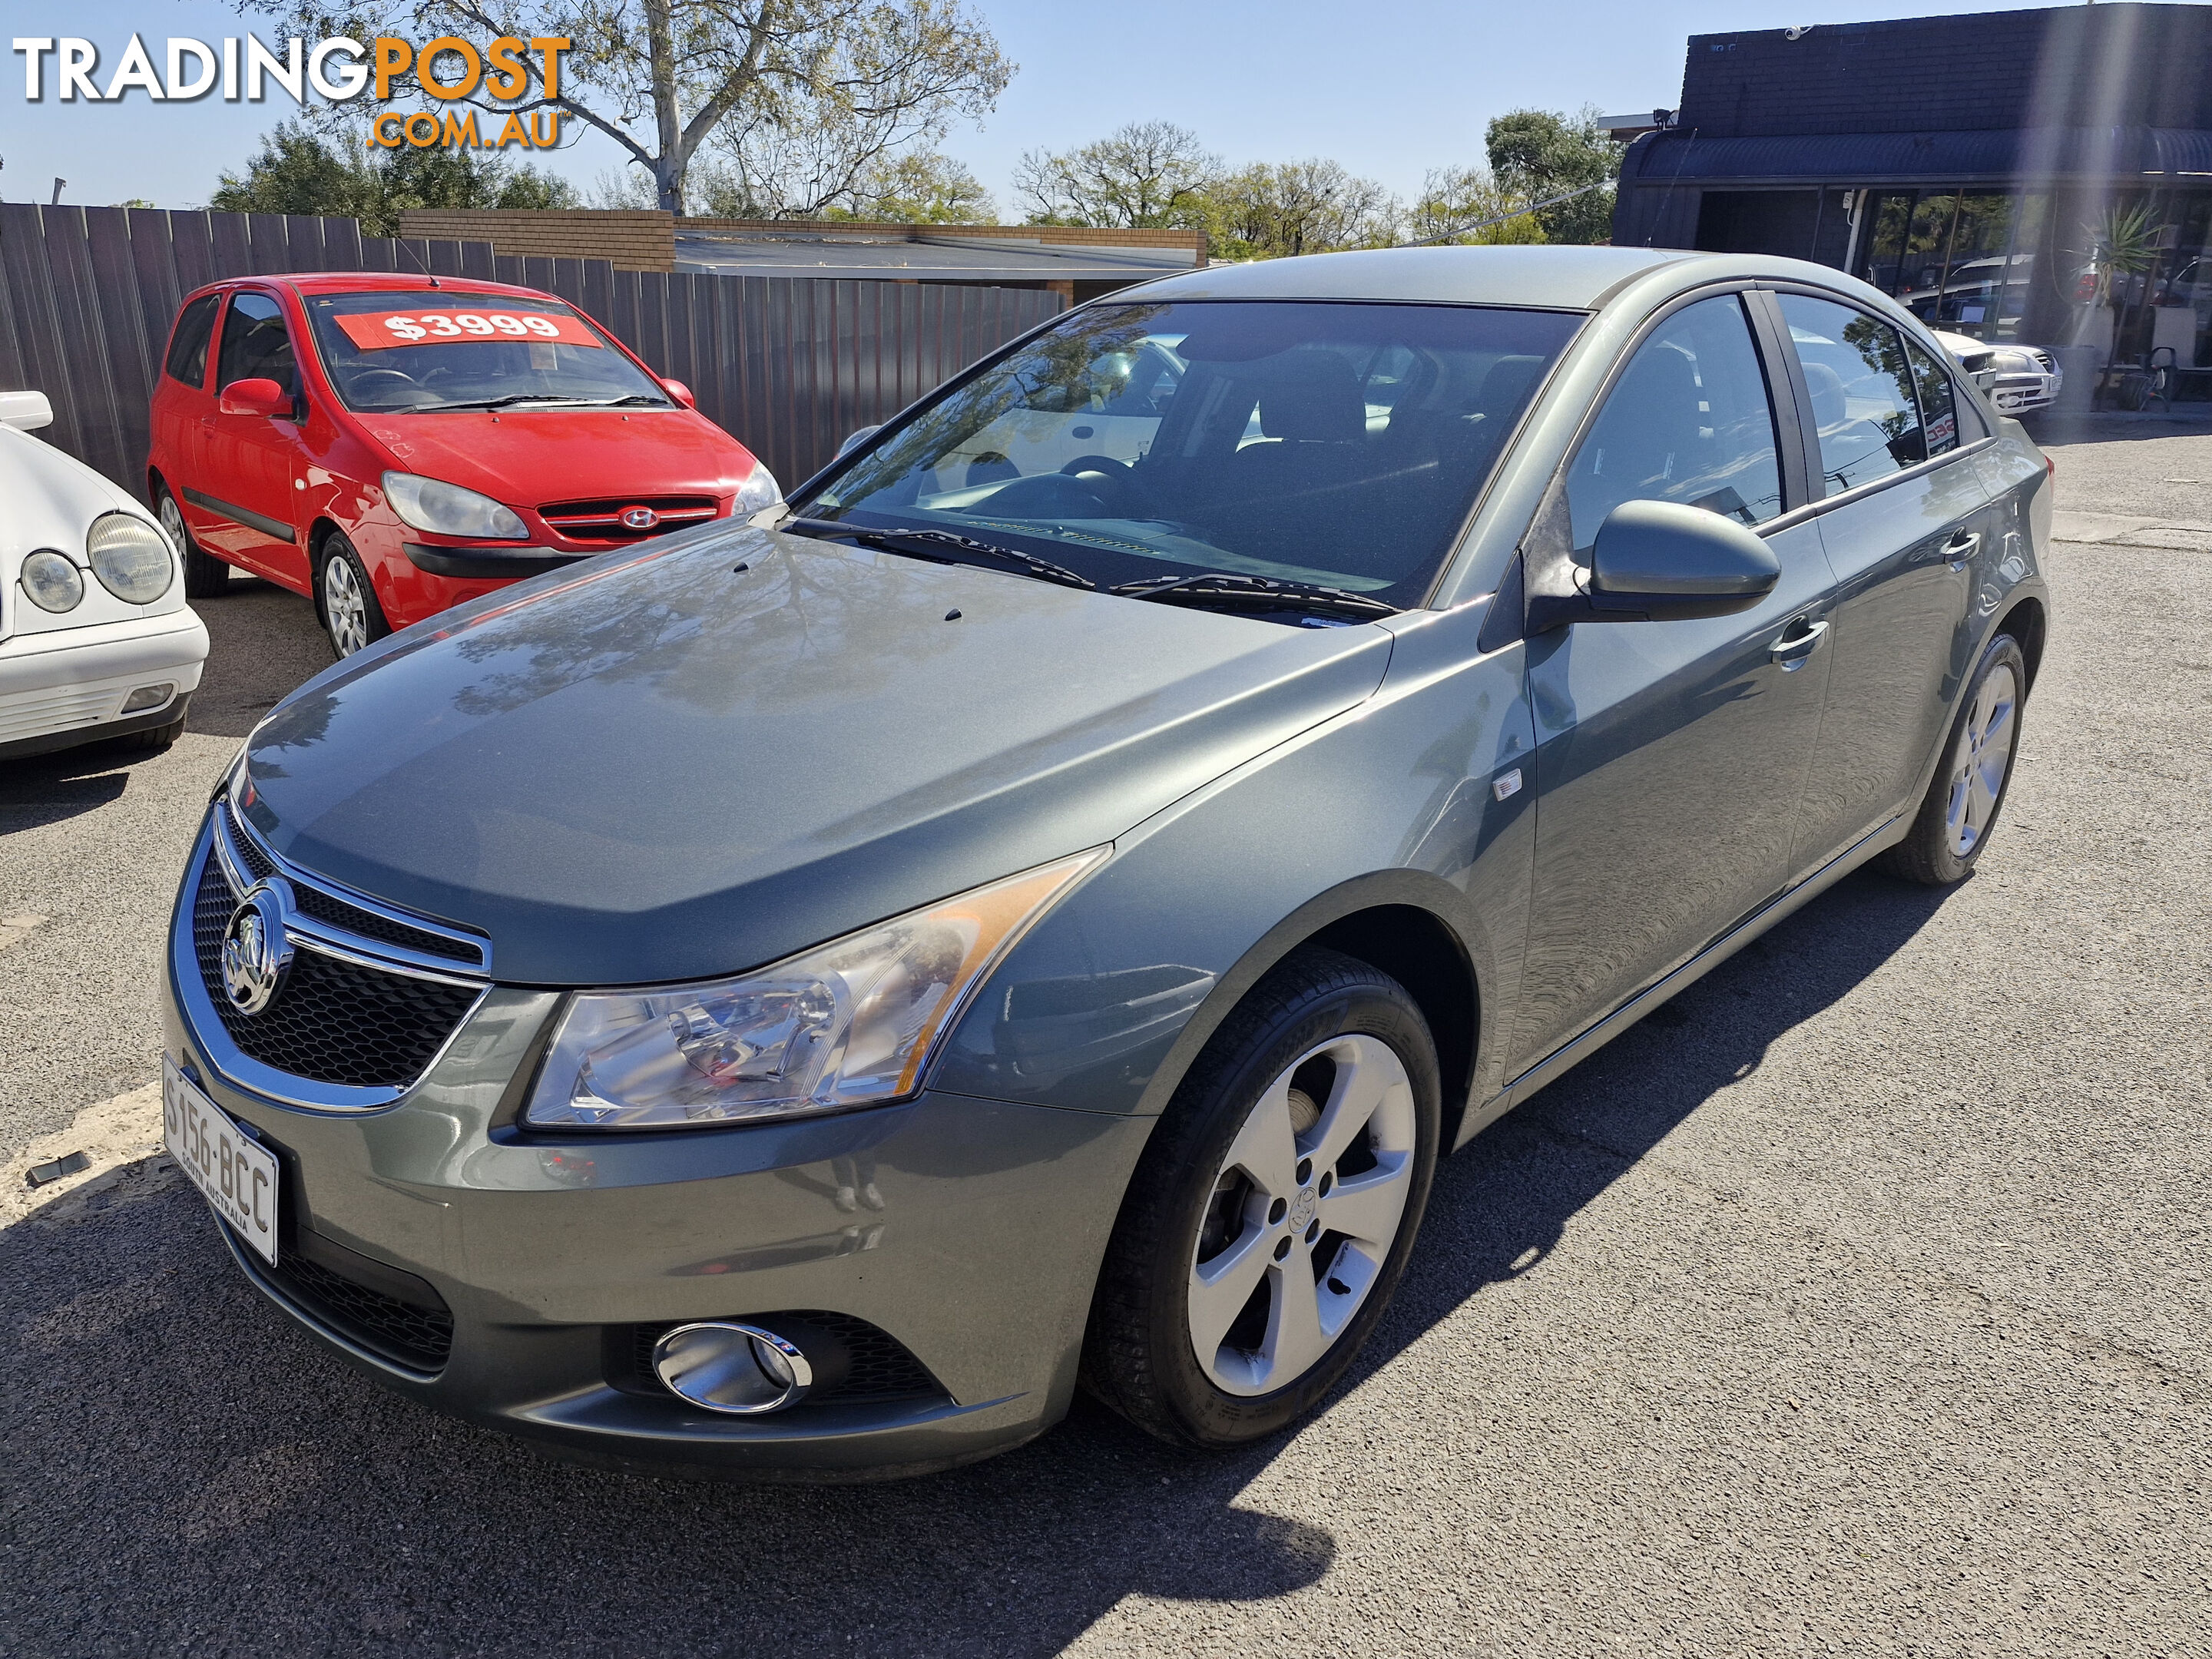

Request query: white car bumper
[
  {"left": 1990, "top": 369, "right": 2061, "bottom": 414},
  {"left": 0, "top": 608, "right": 209, "bottom": 756}
]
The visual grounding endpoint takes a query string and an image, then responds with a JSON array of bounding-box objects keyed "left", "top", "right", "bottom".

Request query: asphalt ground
[{"left": 2, "top": 417, "right": 2208, "bottom": 1656}]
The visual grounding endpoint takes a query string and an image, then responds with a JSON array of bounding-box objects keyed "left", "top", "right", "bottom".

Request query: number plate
[{"left": 163, "top": 1057, "right": 280, "bottom": 1266}]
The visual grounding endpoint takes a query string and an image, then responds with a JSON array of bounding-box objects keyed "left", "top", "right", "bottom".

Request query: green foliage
[
  {"left": 820, "top": 151, "right": 995, "bottom": 224},
  {"left": 210, "top": 120, "right": 577, "bottom": 238},
  {"left": 1194, "top": 161, "right": 1399, "bottom": 259},
  {"left": 2087, "top": 202, "right": 2169, "bottom": 278},
  {"left": 1014, "top": 125, "right": 1396, "bottom": 257},
  {"left": 1483, "top": 107, "right": 1618, "bottom": 244},
  {"left": 1409, "top": 165, "right": 1545, "bottom": 246},
  {"left": 235, "top": 0, "right": 1012, "bottom": 216},
  {"left": 1014, "top": 122, "right": 1218, "bottom": 230}
]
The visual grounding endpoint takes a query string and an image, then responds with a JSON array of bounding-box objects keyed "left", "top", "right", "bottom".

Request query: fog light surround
[
  {"left": 121, "top": 682, "right": 175, "bottom": 714},
  {"left": 652, "top": 1322, "right": 814, "bottom": 1415}
]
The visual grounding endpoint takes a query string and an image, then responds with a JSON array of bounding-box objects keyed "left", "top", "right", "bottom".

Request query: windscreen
[
  {"left": 798, "top": 300, "right": 1582, "bottom": 608},
  {"left": 301, "top": 290, "right": 671, "bottom": 414}
]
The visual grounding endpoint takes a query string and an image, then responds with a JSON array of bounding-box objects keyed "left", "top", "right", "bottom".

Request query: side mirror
[
  {"left": 661, "top": 377, "right": 697, "bottom": 409},
  {"left": 0, "top": 389, "right": 54, "bottom": 431},
  {"left": 837, "top": 424, "right": 880, "bottom": 458},
  {"left": 1585, "top": 498, "right": 1780, "bottom": 621},
  {"left": 218, "top": 378, "right": 292, "bottom": 419}
]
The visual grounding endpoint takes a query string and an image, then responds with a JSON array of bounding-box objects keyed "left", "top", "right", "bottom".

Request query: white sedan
[{"left": 2, "top": 391, "right": 207, "bottom": 760}]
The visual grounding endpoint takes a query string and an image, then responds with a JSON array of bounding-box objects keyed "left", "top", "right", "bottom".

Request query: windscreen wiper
[
  {"left": 1111, "top": 571, "right": 1398, "bottom": 620},
  {"left": 784, "top": 517, "right": 1098, "bottom": 591},
  {"left": 427, "top": 393, "right": 667, "bottom": 412},
  {"left": 426, "top": 394, "right": 604, "bottom": 412}
]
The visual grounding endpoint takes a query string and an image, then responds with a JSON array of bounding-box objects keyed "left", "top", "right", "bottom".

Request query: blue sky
[{"left": 3, "top": 0, "right": 2095, "bottom": 215}]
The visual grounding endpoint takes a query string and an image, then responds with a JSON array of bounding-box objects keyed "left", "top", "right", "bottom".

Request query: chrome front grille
[
  {"left": 190, "top": 859, "right": 481, "bottom": 1087},
  {"left": 180, "top": 798, "right": 492, "bottom": 1105},
  {"left": 220, "top": 801, "right": 487, "bottom": 972},
  {"left": 539, "top": 495, "right": 720, "bottom": 544}
]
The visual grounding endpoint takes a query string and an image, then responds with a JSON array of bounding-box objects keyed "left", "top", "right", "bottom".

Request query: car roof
[
  {"left": 200, "top": 272, "right": 561, "bottom": 302},
  {"left": 1125, "top": 246, "right": 1707, "bottom": 310}
]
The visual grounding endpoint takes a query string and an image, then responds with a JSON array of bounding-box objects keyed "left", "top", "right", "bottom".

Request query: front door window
[{"left": 1565, "top": 293, "right": 1787, "bottom": 545}]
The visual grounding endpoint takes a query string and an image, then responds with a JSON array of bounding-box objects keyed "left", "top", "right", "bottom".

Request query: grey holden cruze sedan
[{"left": 162, "top": 246, "right": 2050, "bottom": 1478}]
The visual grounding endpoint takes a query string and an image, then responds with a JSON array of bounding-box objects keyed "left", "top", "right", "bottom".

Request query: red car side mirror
[
  {"left": 219, "top": 378, "right": 292, "bottom": 419},
  {"left": 661, "top": 378, "right": 697, "bottom": 409}
]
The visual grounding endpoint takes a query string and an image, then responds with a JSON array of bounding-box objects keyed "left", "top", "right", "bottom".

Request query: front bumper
[
  {"left": 163, "top": 823, "right": 1151, "bottom": 1479},
  {"left": 0, "top": 608, "right": 206, "bottom": 757},
  {"left": 1990, "top": 370, "right": 2060, "bottom": 413}
]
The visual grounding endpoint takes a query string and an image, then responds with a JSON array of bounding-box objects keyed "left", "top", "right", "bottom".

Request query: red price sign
[{"left": 333, "top": 309, "right": 604, "bottom": 351}]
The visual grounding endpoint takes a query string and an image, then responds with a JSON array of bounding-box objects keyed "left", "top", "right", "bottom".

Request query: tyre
[
  {"left": 317, "top": 531, "right": 391, "bottom": 660},
  {"left": 1877, "top": 631, "right": 2027, "bottom": 885},
  {"left": 1082, "top": 946, "right": 1442, "bottom": 1449},
  {"left": 157, "top": 485, "right": 230, "bottom": 600}
]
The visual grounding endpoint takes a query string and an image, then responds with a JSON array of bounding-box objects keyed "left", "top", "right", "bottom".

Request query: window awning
[{"left": 1624, "top": 126, "right": 2212, "bottom": 187}]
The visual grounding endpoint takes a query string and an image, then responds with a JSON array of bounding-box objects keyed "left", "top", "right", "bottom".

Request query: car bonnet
[
  {"left": 239, "top": 522, "right": 1393, "bottom": 985},
  {"left": 354, "top": 406, "right": 755, "bottom": 508}
]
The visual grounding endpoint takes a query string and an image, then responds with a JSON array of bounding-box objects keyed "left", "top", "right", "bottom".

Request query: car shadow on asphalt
[
  {"left": 0, "top": 868, "right": 1956, "bottom": 1658},
  {"left": 1363, "top": 866, "right": 1960, "bottom": 1380},
  {"left": 187, "top": 576, "right": 337, "bottom": 741},
  {"left": 0, "top": 753, "right": 132, "bottom": 829}
]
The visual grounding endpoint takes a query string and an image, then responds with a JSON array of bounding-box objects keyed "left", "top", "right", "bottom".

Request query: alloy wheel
[
  {"left": 1944, "top": 661, "right": 2018, "bottom": 856},
  {"left": 323, "top": 553, "right": 370, "bottom": 657},
  {"left": 158, "top": 492, "right": 187, "bottom": 549},
  {"left": 1188, "top": 1033, "right": 1419, "bottom": 1396}
]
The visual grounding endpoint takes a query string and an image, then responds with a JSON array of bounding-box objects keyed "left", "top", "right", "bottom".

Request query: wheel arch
[
  {"left": 1997, "top": 592, "right": 2047, "bottom": 689},
  {"left": 1133, "top": 870, "right": 1487, "bottom": 1149},
  {"left": 305, "top": 515, "right": 347, "bottom": 621}
]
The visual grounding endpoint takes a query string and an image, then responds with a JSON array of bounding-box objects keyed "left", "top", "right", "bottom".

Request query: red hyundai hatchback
[{"left": 148, "top": 273, "right": 779, "bottom": 657}]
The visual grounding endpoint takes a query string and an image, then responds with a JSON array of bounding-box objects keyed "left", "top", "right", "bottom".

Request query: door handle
[
  {"left": 1770, "top": 617, "right": 1830, "bottom": 669},
  {"left": 1943, "top": 529, "right": 1979, "bottom": 571}
]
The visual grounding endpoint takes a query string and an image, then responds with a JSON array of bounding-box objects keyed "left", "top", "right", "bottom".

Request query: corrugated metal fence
[{"left": 0, "top": 204, "right": 1062, "bottom": 500}]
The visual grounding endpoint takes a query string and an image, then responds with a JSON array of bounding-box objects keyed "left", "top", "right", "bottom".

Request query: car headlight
[
  {"left": 382, "top": 472, "right": 528, "bottom": 540},
  {"left": 87, "top": 512, "right": 174, "bottom": 604},
  {"left": 734, "top": 460, "right": 782, "bottom": 518},
  {"left": 20, "top": 549, "right": 84, "bottom": 613},
  {"left": 524, "top": 848, "right": 1108, "bottom": 1131}
]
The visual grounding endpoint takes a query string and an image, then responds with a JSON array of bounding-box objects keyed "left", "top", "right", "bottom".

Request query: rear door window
[
  {"left": 164, "top": 293, "right": 222, "bottom": 389},
  {"left": 1780, "top": 294, "right": 1926, "bottom": 496},
  {"left": 1904, "top": 336, "right": 1962, "bottom": 457},
  {"left": 1565, "top": 293, "right": 1785, "bottom": 550}
]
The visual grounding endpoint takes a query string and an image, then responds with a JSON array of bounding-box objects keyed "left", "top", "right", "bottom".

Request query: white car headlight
[
  {"left": 21, "top": 549, "right": 84, "bottom": 612},
  {"left": 382, "top": 472, "right": 528, "bottom": 541},
  {"left": 87, "top": 512, "right": 174, "bottom": 604},
  {"left": 525, "top": 849, "right": 1107, "bottom": 1131},
  {"left": 734, "top": 460, "right": 782, "bottom": 518}
]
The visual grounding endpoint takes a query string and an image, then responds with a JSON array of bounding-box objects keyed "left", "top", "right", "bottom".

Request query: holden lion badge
[{"left": 220, "top": 879, "right": 296, "bottom": 1015}]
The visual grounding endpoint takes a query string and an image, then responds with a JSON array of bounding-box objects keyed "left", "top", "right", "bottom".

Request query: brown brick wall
[{"left": 397, "top": 210, "right": 676, "bottom": 272}]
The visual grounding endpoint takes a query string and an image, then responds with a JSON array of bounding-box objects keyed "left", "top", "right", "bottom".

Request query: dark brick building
[{"left": 1611, "top": 4, "right": 2212, "bottom": 368}]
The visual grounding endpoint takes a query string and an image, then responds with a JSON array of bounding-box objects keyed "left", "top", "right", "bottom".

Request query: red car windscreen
[{"left": 333, "top": 308, "right": 604, "bottom": 351}]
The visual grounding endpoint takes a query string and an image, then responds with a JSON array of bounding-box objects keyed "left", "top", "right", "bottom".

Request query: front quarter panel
[{"left": 934, "top": 598, "right": 1537, "bottom": 1123}]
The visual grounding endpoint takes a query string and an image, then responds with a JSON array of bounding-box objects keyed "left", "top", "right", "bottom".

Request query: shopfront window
[
  {"left": 1856, "top": 190, "right": 2030, "bottom": 341},
  {"left": 1839, "top": 184, "right": 2212, "bottom": 386}
]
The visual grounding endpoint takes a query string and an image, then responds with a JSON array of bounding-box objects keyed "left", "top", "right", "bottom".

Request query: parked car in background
[
  {"left": 164, "top": 247, "right": 2050, "bottom": 1480},
  {"left": 147, "top": 273, "right": 780, "bottom": 660},
  {"left": 2, "top": 389, "right": 206, "bottom": 759},
  {"left": 1932, "top": 328, "right": 2061, "bottom": 416}
]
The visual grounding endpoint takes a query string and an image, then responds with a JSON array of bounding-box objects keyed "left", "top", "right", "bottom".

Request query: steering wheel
[
  {"left": 1060, "top": 454, "right": 1136, "bottom": 512},
  {"left": 349, "top": 368, "right": 420, "bottom": 394}
]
